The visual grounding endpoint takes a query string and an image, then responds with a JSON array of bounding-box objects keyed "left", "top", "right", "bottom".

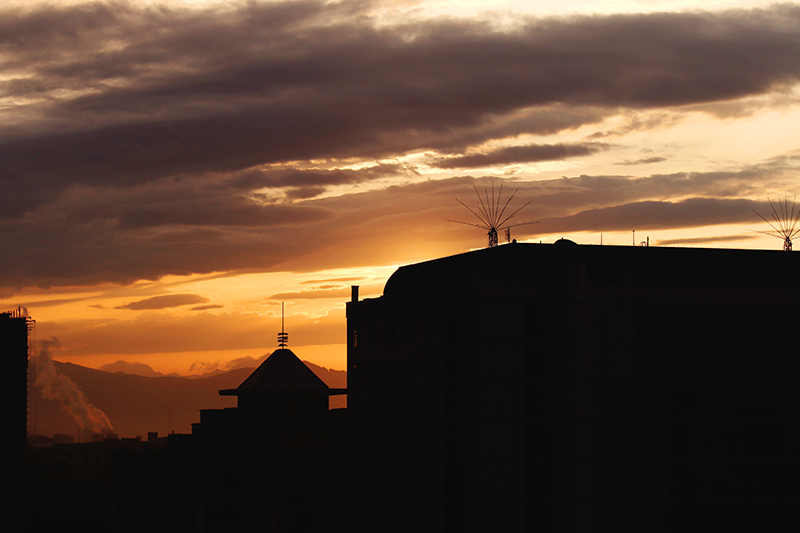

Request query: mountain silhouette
[{"left": 31, "top": 360, "right": 346, "bottom": 440}]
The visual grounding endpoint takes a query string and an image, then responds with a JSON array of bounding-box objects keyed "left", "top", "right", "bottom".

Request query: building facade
[
  {"left": 1, "top": 308, "right": 32, "bottom": 450},
  {"left": 346, "top": 239, "right": 800, "bottom": 532},
  {"left": 2, "top": 308, "right": 33, "bottom": 532}
]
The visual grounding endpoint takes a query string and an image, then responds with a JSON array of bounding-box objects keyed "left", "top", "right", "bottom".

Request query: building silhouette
[
  {"left": 346, "top": 239, "right": 800, "bottom": 532},
  {"left": 111, "top": 335, "right": 347, "bottom": 532},
  {"left": 1, "top": 308, "right": 32, "bottom": 451},
  {"left": 3, "top": 308, "right": 32, "bottom": 531},
  {"left": 23, "top": 239, "right": 800, "bottom": 532}
]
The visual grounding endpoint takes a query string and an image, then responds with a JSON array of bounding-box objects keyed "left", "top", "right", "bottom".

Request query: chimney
[{"left": 351, "top": 286, "right": 359, "bottom": 302}]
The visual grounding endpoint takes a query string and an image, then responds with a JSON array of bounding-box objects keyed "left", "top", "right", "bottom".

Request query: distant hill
[{"left": 31, "top": 360, "right": 346, "bottom": 440}]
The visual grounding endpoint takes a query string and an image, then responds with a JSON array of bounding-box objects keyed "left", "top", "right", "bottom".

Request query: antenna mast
[
  {"left": 752, "top": 195, "right": 800, "bottom": 251},
  {"left": 449, "top": 180, "right": 538, "bottom": 248},
  {"left": 278, "top": 302, "right": 288, "bottom": 347}
]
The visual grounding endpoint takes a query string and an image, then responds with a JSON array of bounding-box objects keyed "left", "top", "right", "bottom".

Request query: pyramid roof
[{"left": 219, "top": 348, "right": 329, "bottom": 396}]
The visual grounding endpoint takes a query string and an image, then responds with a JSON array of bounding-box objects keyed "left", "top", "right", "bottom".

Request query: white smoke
[{"left": 35, "top": 337, "right": 113, "bottom": 434}]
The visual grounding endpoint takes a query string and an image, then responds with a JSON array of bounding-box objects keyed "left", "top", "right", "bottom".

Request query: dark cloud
[
  {"left": 615, "top": 157, "right": 668, "bottom": 166},
  {"left": 116, "top": 294, "right": 210, "bottom": 310},
  {"left": 430, "top": 143, "right": 610, "bottom": 169},
  {"left": 2, "top": 155, "right": 796, "bottom": 292},
  {"left": 656, "top": 234, "right": 761, "bottom": 246},
  {"left": 230, "top": 163, "right": 412, "bottom": 190},
  {"left": 3, "top": 3, "right": 799, "bottom": 193},
  {"left": 299, "top": 277, "right": 365, "bottom": 284},
  {"left": 269, "top": 288, "right": 353, "bottom": 300},
  {"left": 191, "top": 304, "right": 224, "bottom": 311},
  {"left": 1, "top": 1, "right": 799, "bottom": 290},
  {"left": 536, "top": 197, "right": 761, "bottom": 235},
  {"left": 116, "top": 199, "right": 331, "bottom": 229}
]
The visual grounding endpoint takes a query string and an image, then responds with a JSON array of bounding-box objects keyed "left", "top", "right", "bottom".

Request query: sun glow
[{"left": 5, "top": 0, "right": 799, "bottom": 380}]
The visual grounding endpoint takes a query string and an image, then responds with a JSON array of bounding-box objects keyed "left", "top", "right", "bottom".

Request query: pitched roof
[{"left": 219, "top": 348, "right": 329, "bottom": 396}]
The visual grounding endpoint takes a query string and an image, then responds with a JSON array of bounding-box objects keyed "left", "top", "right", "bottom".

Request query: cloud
[
  {"left": 98, "top": 360, "right": 167, "bottom": 377},
  {"left": 430, "top": 142, "right": 610, "bottom": 169},
  {"left": 656, "top": 234, "right": 761, "bottom": 246},
  {"left": 269, "top": 288, "right": 354, "bottom": 300},
  {"left": 1, "top": 154, "right": 796, "bottom": 292},
  {"left": 615, "top": 157, "right": 668, "bottom": 166},
  {"left": 1, "top": 1, "right": 800, "bottom": 292},
  {"left": 45, "top": 307, "right": 346, "bottom": 357},
  {"left": 534, "top": 197, "right": 770, "bottom": 236},
  {"left": 191, "top": 304, "right": 224, "bottom": 311},
  {"left": 299, "top": 276, "right": 366, "bottom": 284},
  {"left": 117, "top": 294, "right": 210, "bottom": 310},
  {"left": 3, "top": 3, "right": 800, "bottom": 192},
  {"left": 190, "top": 354, "right": 267, "bottom": 375}
]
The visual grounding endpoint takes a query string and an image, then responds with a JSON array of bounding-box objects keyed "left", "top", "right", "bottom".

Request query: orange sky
[{"left": 3, "top": 0, "right": 800, "bottom": 376}]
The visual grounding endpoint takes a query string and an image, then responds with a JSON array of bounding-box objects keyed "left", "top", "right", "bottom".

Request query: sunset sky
[{"left": 2, "top": 0, "right": 799, "bottom": 376}]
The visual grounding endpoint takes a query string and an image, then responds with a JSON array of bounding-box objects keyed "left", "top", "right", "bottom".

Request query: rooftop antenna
[
  {"left": 278, "top": 302, "right": 288, "bottom": 347},
  {"left": 752, "top": 195, "right": 800, "bottom": 251},
  {"left": 449, "top": 180, "right": 538, "bottom": 247}
]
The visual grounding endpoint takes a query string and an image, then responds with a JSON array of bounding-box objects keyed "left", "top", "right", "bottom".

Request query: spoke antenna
[
  {"left": 751, "top": 195, "right": 800, "bottom": 251},
  {"left": 449, "top": 180, "right": 538, "bottom": 248}
]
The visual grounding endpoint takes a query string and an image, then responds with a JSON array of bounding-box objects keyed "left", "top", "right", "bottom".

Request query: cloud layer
[{"left": 2, "top": 1, "right": 800, "bottom": 291}]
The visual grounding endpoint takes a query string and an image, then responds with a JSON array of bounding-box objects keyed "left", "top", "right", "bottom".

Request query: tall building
[
  {"left": 346, "top": 239, "right": 800, "bottom": 532},
  {"left": 1, "top": 308, "right": 33, "bottom": 448},
  {"left": 2, "top": 308, "right": 33, "bottom": 532}
]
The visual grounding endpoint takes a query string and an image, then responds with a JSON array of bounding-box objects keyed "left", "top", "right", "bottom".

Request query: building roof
[
  {"left": 382, "top": 239, "right": 800, "bottom": 297},
  {"left": 219, "top": 348, "right": 329, "bottom": 396}
]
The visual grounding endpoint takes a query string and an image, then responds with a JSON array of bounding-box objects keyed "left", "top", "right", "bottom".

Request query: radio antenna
[
  {"left": 449, "top": 180, "right": 537, "bottom": 247},
  {"left": 751, "top": 195, "right": 800, "bottom": 251}
]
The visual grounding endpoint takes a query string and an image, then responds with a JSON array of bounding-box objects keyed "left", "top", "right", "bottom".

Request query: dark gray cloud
[
  {"left": 536, "top": 197, "right": 761, "bottom": 234},
  {"left": 269, "top": 288, "right": 353, "bottom": 300},
  {"left": 190, "top": 304, "right": 225, "bottom": 311},
  {"left": 116, "top": 294, "right": 210, "bottom": 310},
  {"left": 2, "top": 154, "right": 796, "bottom": 291},
  {"left": 656, "top": 234, "right": 761, "bottom": 246},
  {"left": 299, "top": 277, "right": 366, "bottom": 284},
  {"left": 431, "top": 143, "right": 610, "bottom": 168},
  {"left": 3, "top": 2, "right": 799, "bottom": 194},
  {"left": 615, "top": 157, "right": 668, "bottom": 166},
  {"left": 1, "top": 1, "right": 799, "bottom": 290}
]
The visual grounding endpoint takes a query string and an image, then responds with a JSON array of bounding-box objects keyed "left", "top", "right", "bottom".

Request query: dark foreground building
[
  {"left": 1, "top": 308, "right": 32, "bottom": 451},
  {"left": 3, "top": 308, "right": 32, "bottom": 530},
  {"left": 112, "top": 339, "right": 347, "bottom": 533},
  {"left": 346, "top": 239, "right": 800, "bottom": 532}
]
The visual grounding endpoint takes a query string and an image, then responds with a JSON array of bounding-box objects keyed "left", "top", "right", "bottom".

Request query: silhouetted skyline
[
  {"left": 23, "top": 239, "right": 800, "bottom": 531},
  {"left": 3, "top": 0, "right": 800, "bottom": 379}
]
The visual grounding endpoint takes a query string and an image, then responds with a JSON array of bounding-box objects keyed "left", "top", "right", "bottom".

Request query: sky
[{"left": 2, "top": 0, "right": 800, "bottom": 376}]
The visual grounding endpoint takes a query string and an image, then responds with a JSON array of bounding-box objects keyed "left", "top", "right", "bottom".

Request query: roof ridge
[{"left": 234, "top": 347, "right": 328, "bottom": 393}]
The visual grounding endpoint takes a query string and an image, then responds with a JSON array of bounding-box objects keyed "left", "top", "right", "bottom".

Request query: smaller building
[{"left": 113, "top": 332, "right": 347, "bottom": 532}]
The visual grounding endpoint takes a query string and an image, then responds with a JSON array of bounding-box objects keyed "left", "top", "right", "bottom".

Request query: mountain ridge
[{"left": 32, "top": 359, "right": 346, "bottom": 440}]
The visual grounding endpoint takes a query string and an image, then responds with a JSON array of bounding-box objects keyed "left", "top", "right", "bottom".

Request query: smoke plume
[{"left": 35, "top": 337, "right": 113, "bottom": 435}]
